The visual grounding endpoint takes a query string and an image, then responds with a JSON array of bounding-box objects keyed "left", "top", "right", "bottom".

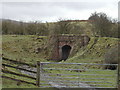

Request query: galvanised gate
[{"left": 36, "top": 62, "right": 118, "bottom": 89}]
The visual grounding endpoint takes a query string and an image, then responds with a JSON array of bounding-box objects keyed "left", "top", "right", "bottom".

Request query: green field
[
  {"left": 2, "top": 35, "right": 49, "bottom": 64},
  {"left": 2, "top": 35, "right": 119, "bottom": 88}
]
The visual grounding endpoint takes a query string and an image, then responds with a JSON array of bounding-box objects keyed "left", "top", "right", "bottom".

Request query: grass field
[
  {"left": 2, "top": 35, "right": 119, "bottom": 88},
  {"left": 2, "top": 35, "right": 48, "bottom": 64}
]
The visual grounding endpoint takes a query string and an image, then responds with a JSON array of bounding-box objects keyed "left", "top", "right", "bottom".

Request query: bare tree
[{"left": 88, "top": 12, "right": 112, "bottom": 37}]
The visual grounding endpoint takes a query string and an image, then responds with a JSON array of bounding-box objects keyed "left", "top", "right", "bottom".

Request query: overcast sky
[{"left": 1, "top": 0, "right": 119, "bottom": 22}]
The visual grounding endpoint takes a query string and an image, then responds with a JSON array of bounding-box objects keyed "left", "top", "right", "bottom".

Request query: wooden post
[
  {"left": 118, "top": 3, "right": 120, "bottom": 89},
  {"left": 118, "top": 48, "right": 120, "bottom": 90},
  {"left": 118, "top": 42, "right": 120, "bottom": 90},
  {"left": 36, "top": 61, "right": 40, "bottom": 87},
  {"left": 117, "top": 63, "right": 120, "bottom": 90}
]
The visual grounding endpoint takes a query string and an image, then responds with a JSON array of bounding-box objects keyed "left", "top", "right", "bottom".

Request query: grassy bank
[
  {"left": 2, "top": 35, "right": 119, "bottom": 88},
  {"left": 2, "top": 35, "right": 49, "bottom": 64},
  {"left": 67, "top": 37, "right": 119, "bottom": 64}
]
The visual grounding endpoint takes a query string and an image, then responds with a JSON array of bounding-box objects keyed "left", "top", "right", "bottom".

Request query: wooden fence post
[
  {"left": 118, "top": 44, "right": 120, "bottom": 90},
  {"left": 118, "top": 52, "right": 120, "bottom": 90},
  {"left": 36, "top": 61, "right": 40, "bottom": 87}
]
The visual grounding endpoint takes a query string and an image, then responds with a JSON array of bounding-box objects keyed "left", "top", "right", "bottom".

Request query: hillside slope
[
  {"left": 2, "top": 35, "right": 49, "bottom": 64},
  {"left": 2, "top": 35, "right": 119, "bottom": 88},
  {"left": 2, "top": 35, "right": 119, "bottom": 64},
  {"left": 66, "top": 37, "right": 119, "bottom": 64}
]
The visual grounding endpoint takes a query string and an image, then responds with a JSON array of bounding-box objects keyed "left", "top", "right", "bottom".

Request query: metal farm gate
[{"left": 37, "top": 62, "right": 118, "bottom": 89}]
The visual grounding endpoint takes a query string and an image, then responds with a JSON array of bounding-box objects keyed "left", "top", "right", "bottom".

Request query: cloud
[
  {"left": 2, "top": 2, "right": 68, "bottom": 19},
  {"left": 2, "top": 1, "right": 118, "bottom": 22},
  {"left": 119, "top": 1, "right": 120, "bottom": 21}
]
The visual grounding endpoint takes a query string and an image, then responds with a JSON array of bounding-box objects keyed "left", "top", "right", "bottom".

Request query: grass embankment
[
  {"left": 2, "top": 35, "right": 49, "bottom": 64},
  {"left": 3, "top": 35, "right": 119, "bottom": 64},
  {"left": 2, "top": 35, "right": 49, "bottom": 88},
  {"left": 67, "top": 37, "right": 119, "bottom": 64},
  {"left": 2, "top": 35, "right": 119, "bottom": 88}
]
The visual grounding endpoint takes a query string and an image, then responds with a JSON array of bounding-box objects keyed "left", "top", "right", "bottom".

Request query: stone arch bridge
[{"left": 50, "top": 35, "right": 90, "bottom": 61}]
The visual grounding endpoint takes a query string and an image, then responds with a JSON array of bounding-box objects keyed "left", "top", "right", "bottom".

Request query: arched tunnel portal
[
  {"left": 61, "top": 45, "right": 71, "bottom": 61},
  {"left": 50, "top": 35, "right": 90, "bottom": 61}
]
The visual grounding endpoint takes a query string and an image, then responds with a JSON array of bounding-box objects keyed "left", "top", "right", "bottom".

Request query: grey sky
[
  {"left": 1, "top": 0, "right": 119, "bottom": 22},
  {"left": 118, "top": 1, "right": 120, "bottom": 21}
]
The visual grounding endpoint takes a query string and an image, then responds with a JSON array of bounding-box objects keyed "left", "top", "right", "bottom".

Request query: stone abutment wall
[{"left": 50, "top": 35, "right": 90, "bottom": 61}]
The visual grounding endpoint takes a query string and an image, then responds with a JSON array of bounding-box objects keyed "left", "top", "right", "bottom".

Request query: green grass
[
  {"left": 2, "top": 65, "right": 37, "bottom": 88},
  {"left": 2, "top": 35, "right": 49, "bottom": 64},
  {"left": 2, "top": 78, "right": 37, "bottom": 88},
  {"left": 67, "top": 37, "right": 119, "bottom": 63},
  {"left": 3, "top": 35, "right": 119, "bottom": 64},
  {"left": 2, "top": 59, "right": 36, "bottom": 88},
  {"left": 2, "top": 35, "right": 119, "bottom": 88},
  {"left": 2, "top": 35, "right": 49, "bottom": 88},
  {"left": 41, "top": 64, "right": 118, "bottom": 88}
]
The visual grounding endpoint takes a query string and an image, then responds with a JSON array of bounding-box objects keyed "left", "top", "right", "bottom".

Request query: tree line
[
  {"left": 2, "top": 20, "right": 49, "bottom": 36},
  {"left": 2, "top": 12, "right": 119, "bottom": 38},
  {"left": 88, "top": 12, "right": 118, "bottom": 38}
]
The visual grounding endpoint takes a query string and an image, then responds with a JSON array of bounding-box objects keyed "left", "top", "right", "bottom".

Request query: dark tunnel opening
[{"left": 61, "top": 45, "right": 71, "bottom": 61}]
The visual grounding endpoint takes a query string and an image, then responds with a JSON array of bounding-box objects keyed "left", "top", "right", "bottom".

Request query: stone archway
[
  {"left": 50, "top": 35, "right": 90, "bottom": 61},
  {"left": 61, "top": 45, "right": 71, "bottom": 61}
]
